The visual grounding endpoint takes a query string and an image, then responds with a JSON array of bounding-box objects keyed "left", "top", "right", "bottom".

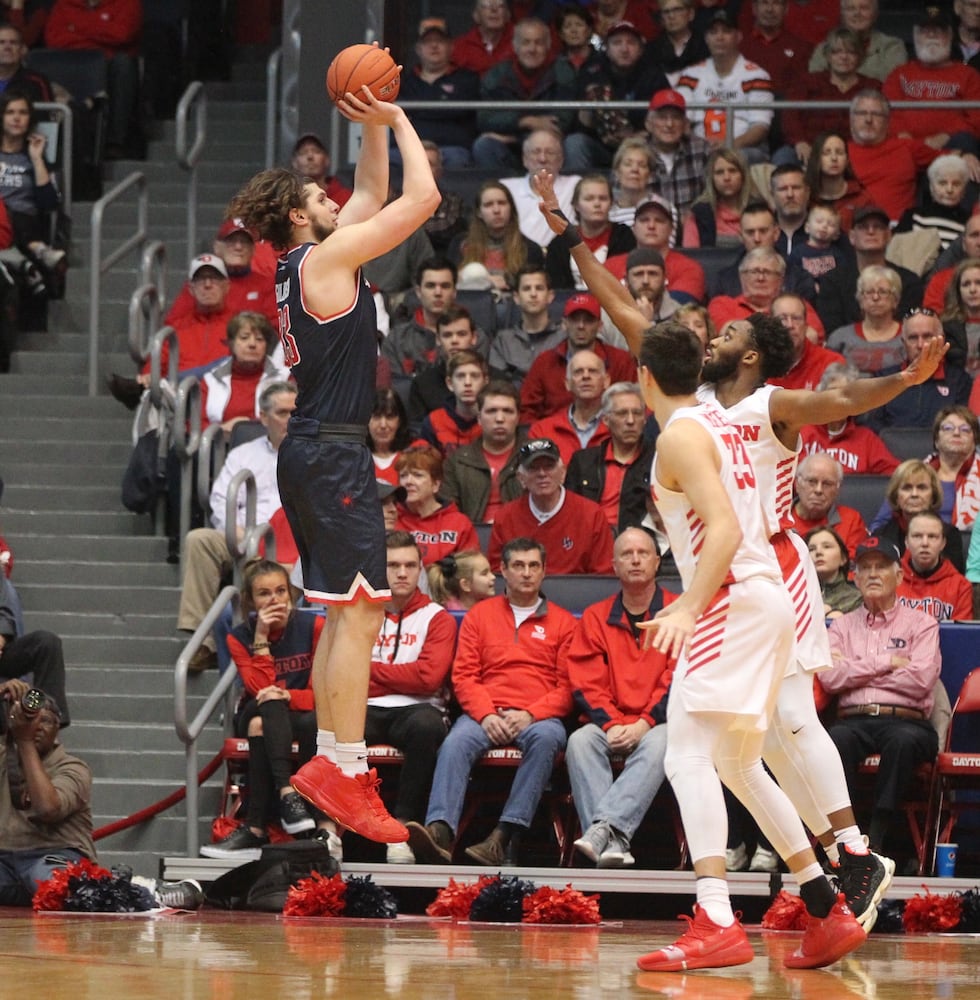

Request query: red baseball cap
[
  {"left": 216, "top": 217, "right": 254, "bottom": 241},
  {"left": 650, "top": 89, "right": 686, "bottom": 112},
  {"left": 563, "top": 293, "right": 601, "bottom": 319},
  {"left": 606, "top": 20, "right": 643, "bottom": 40}
]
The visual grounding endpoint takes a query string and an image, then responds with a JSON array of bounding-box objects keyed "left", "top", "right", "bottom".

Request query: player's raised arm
[{"left": 532, "top": 169, "right": 650, "bottom": 359}]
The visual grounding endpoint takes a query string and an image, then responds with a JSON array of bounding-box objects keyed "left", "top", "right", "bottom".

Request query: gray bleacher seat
[
  {"left": 474, "top": 522, "right": 491, "bottom": 555},
  {"left": 838, "top": 473, "right": 889, "bottom": 526},
  {"left": 228, "top": 420, "right": 265, "bottom": 450},
  {"left": 879, "top": 426, "right": 934, "bottom": 462}
]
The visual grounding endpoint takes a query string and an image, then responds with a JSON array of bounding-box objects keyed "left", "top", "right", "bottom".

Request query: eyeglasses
[
  {"left": 903, "top": 307, "right": 938, "bottom": 319},
  {"left": 852, "top": 109, "right": 888, "bottom": 119},
  {"left": 741, "top": 268, "right": 782, "bottom": 279},
  {"left": 939, "top": 423, "right": 973, "bottom": 435},
  {"left": 859, "top": 287, "right": 896, "bottom": 298}
]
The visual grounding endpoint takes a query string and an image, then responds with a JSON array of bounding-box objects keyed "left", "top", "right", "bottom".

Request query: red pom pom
[
  {"left": 32, "top": 858, "right": 112, "bottom": 912},
  {"left": 426, "top": 876, "right": 498, "bottom": 920},
  {"left": 210, "top": 816, "right": 239, "bottom": 843},
  {"left": 521, "top": 884, "right": 602, "bottom": 925},
  {"left": 283, "top": 870, "right": 347, "bottom": 917},
  {"left": 761, "top": 890, "right": 809, "bottom": 930},
  {"left": 902, "top": 887, "right": 963, "bottom": 934}
]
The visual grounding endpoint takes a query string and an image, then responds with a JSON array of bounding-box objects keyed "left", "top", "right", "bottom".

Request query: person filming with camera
[{"left": 0, "top": 678, "right": 95, "bottom": 905}]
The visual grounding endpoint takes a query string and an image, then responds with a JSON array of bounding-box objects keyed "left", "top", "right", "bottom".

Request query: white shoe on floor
[{"left": 386, "top": 840, "right": 416, "bottom": 864}]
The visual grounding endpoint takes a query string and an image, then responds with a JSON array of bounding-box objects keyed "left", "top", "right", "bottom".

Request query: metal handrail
[
  {"left": 265, "top": 47, "right": 283, "bottom": 169},
  {"left": 140, "top": 239, "right": 167, "bottom": 309},
  {"left": 87, "top": 171, "right": 147, "bottom": 396},
  {"left": 196, "top": 423, "right": 228, "bottom": 513},
  {"left": 174, "top": 583, "right": 241, "bottom": 857},
  {"left": 147, "top": 326, "right": 177, "bottom": 411},
  {"left": 34, "top": 100, "right": 74, "bottom": 222},
  {"left": 223, "top": 468, "right": 257, "bottom": 559},
  {"left": 176, "top": 81, "right": 207, "bottom": 261},
  {"left": 173, "top": 376, "right": 202, "bottom": 556},
  {"left": 126, "top": 283, "right": 161, "bottom": 364}
]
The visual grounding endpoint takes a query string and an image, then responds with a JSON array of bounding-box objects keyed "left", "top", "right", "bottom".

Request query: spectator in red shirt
[
  {"left": 527, "top": 347, "right": 613, "bottom": 465},
  {"left": 604, "top": 194, "right": 706, "bottom": 303},
  {"left": 452, "top": 0, "right": 515, "bottom": 77},
  {"left": 847, "top": 89, "right": 971, "bottom": 223},
  {"left": 165, "top": 219, "right": 278, "bottom": 332},
  {"left": 883, "top": 7, "right": 980, "bottom": 154},
  {"left": 739, "top": 0, "right": 814, "bottom": 96},
  {"left": 290, "top": 132, "right": 353, "bottom": 208},
  {"left": 799, "top": 363, "right": 900, "bottom": 475},
  {"left": 898, "top": 511, "right": 974, "bottom": 621},
  {"left": 395, "top": 445, "right": 480, "bottom": 567},
  {"left": 585, "top": 0, "right": 660, "bottom": 42},
  {"left": 520, "top": 291, "right": 636, "bottom": 422},
  {"left": 785, "top": 452, "right": 868, "bottom": 557},
  {"left": 488, "top": 438, "right": 615, "bottom": 575},
  {"left": 924, "top": 212, "right": 980, "bottom": 315},
  {"left": 768, "top": 293, "right": 846, "bottom": 390},
  {"left": 45, "top": 0, "right": 142, "bottom": 159}
]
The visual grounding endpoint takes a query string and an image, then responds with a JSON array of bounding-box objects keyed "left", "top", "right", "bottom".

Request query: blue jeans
[
  {"left": 0, "top": 847, "right": 88, "bottom": 906},
  {"left": 565, "top": 722, "right": 669, "bottom": 839},
  {"left": 425, "top": 713, "right": 567, "bottom": 832}
]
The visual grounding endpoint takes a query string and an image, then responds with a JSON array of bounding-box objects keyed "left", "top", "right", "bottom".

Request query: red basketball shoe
[
  {"left": 784, "top": 895, "right": 867, "bottom": 969},
  {"left": 636, "top": 906, "right": 755, "bottom": 972},
  {"left": 291, "top": 757, "right": 409, "bottom": 843}
]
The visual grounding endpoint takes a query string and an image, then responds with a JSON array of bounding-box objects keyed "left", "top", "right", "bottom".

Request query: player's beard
[
  {"left": 700, "top": 352, "right": 740, "bottom": 384},
  {"left": 310, "top": 218, "right": 334, "bottom": 243}
]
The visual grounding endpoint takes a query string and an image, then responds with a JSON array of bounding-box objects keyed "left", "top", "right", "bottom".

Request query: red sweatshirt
[
  {"left": 452, "top": 594, "right": 576, "bottom": 723},
  {"left": 898, "top": 551, "right": 974, "bottom": 623},
  {"left": 396, "top": 501, "right": 480, "bottom": 566},
  {"left": 45, "top": 0, "right": 141, "bottom": 57}
]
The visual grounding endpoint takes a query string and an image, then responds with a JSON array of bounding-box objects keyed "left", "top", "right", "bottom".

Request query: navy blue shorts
[{"left": 277, "top": 437, "right": 390, "bottom": 605}]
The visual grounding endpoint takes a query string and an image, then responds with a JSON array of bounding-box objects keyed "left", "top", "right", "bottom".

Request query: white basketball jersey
[{"left": 651, "top": 401, "right": 781, "bottom": 590}]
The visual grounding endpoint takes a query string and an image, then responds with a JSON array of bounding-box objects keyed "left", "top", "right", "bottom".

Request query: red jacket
[
  {"left": 883, "top": 60, "right": 980, "bottom": 141},
  {"left": 520, "top": 339, "right": 637, "bottom": 422},
  {"left": 488, "top": 490, "right": 615, "bottom": 575},
  {"left": 527, "top": 408, "right": 611, "bottom": 466},
  {"left": 142, "top": 304, "right": 238, "bottom": 375},
  {"left": 785, "top": 502, "right": 868, "bottom": 558},
  {"left": 898, "top": 551, "right": 974, "bottom": 623},
  {"left": 848, "top": 137, "right": 941, "bottom": 222},
  {"left": 451, "top": 23, "right": 514, "bottom": 77},
  {"left": 800, "top": 420, "right": 899, "bottom": 475},
  {"left": 568, "top": 588, "right": 676, "bottom": 731},
  {"left": 605, "top": 249, "right": 705, "bottom": 304},
  {"left": 396, "top": 501, "right": 480, "bottom": 566},
  {"left": 369, "top": 589, "right": 457, "bottom": 702},
  {"left": 45, "top": 0, "right": 141, "bottom": 57},
  {"left": 165, "top": 269, "right": 277, "bottom": 329},
  {"left": 452, "top": 594, "right": 575, "bottom": 723}
]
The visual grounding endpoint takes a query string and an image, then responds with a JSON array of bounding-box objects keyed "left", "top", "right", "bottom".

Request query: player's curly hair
[
  {"left": 226, "top": 168, "right": 307, "bottom": 250},
  {"left": 747, "top": 311, "right": 796, "bottom": 382}
]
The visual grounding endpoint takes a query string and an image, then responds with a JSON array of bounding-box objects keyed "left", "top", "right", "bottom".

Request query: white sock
[
  {"left": 695, "top": 876, "right": 735, "bottom": 927},
  {"left": 835, "top": 826, "right": 867, "bottom": 855},
  {"left": 336, "top": 740, "right": 369, "bottom": 777},
  {"left": 795, "top": 861, "right": 826, "bottom": 887},
  {"left": 825, "top": 842, "right": 841, "bottom": 865},
  {"left": 316, "top": 730, "right": 337, "bottom": 761}
]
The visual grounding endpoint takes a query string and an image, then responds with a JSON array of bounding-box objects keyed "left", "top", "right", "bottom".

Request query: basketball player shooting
[{"left": 227, "top": 60, "right": 439, "bottom": 844}]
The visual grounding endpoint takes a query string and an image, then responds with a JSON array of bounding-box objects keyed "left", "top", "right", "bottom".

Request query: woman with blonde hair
[
  {"left": 608, "top": 136, "right": 656, "bottom": 226},
  {"left": 826, "top": 265, "right": 904, "bottom": 375},
  {"left": 870, "top": 459, "right": 965, "bottom": 571},
  {"left": 682, "top": 147, "right": 753, "bottom": 248}
]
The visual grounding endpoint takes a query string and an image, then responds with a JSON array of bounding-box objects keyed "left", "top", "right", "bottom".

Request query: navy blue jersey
[
  {"left": 230, "top": 609, "right": 317, "bottom": 694},
  {"left": 276, "top": 243, "right": 378, "bottom": 429}
]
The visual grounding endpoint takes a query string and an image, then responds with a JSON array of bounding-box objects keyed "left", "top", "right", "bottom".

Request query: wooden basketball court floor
[{"left": 3, "top": 902, "right": 978, "bottom": 999}]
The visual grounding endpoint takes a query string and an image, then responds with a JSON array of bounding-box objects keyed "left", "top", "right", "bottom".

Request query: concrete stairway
[{"left": 0, "top": 58, "right": 270, "bottom": 875}]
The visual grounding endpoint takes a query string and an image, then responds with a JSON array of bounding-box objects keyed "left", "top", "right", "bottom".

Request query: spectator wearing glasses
[
  {"left": 647, "top": 0, "right": 708, "bottom": 74},
  {"left": 826, "top": 265, "right": 905, "bottom": 377},
  {"left": 768, "top": 293, "right": 845, "bottom": 390},
  {"left": 786, "top": 452, "right": 868, "bottom": 558},
  {"left": 866, "top": 308, "right": 972, "bottom": 430},
  {"left": 926, "top": 405, "right": 980, "bottom": 531},
  {"left": 815, "top": 205, "right": 923, "bottom": 335}
]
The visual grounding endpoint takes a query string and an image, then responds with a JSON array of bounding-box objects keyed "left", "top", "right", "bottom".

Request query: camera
[{"left": 20, "top": 688, "right": 46, "bottom": 718}]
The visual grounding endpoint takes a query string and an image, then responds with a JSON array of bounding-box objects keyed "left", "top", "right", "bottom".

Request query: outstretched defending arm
[
  {"left": 769, "top": 337, "right": 949, "bottom": 439},
  {"left": 533, "top": 170, "right": 650, "bottom": 359}
]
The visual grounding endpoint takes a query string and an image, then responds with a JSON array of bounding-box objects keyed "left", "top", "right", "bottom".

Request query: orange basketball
[{"left": 326, "top": 44, "right": 400, "bottom": 104}]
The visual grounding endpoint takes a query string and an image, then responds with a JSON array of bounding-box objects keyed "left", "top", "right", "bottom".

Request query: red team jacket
[{"left": 897, "top": 551, "right": 974, "bottom": 623}]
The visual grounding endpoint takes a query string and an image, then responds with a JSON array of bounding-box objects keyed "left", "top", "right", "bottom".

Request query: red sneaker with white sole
[
  {"left": 636, "top": 906, "right": 755, "bottom": 972},
  {"left": 784, "top": 894, "right": 867, "bottom": 969},
  {"left": 291, "top": 757, "right": 409, "bottom": 843}
]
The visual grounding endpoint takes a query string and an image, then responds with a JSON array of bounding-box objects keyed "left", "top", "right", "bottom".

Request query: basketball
[{"left": 326, "top": 44, "right": 400, "bottom": 104}]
